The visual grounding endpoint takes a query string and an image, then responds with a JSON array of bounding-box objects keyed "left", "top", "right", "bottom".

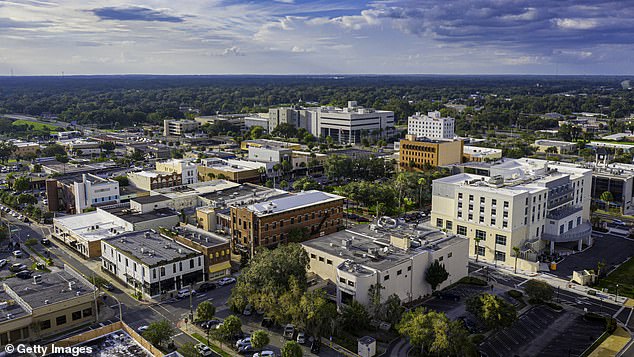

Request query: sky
[{"left": 1, "top": 0, "right": 633, "bottom": 75}]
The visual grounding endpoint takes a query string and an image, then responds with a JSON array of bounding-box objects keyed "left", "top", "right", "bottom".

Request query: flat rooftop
[
  {"left": 152, "top": 180, "right": 240, "bottom": 197},
  {"left": 101, "top": 206, "right": 178, "bottom": 224},
  {"left": 200, "top": 183, "right": 275, "bottom": 202},
  {"left": 248, "top": 190, "right": 343, "bottom": 216},
  {"left": 54, "top": 210, "right": 127, "bottom": 242},
  {"left": 172, "top": 225, "right": 228, "bottom": 247},
  {"left": 132, "top": 194, "right": 171, "bottom": 204},
  {"left": 535, "top": 139, "right": 575, "bottom": 147},
  {"left": 103, "top": 230, "right": 201, "bottom": 266},
  {"left": 0, "top": 288, "right": 28, "bottom": 323},
  {"left": 302, "top": 219, "right": 464, "bottom": 273},
  {"left": 5, "top": 270, "right": 94, "bottom": 309}
]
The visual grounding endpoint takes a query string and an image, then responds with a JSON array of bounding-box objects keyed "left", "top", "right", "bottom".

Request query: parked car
[
  {"left": 16, "top": 271, "right": 32, "bottom": 279},
  {"left": 41, "top": 238, "right": 51, "bottom": 246},
  {"left": 296, "top": 331, "right": 306, "bottom": 344},
  {"left": 196, "top": 343, "right": 213, "bottom": 357},
  {"left": 12, "top": 250, "right": 22, "bottom": 258},
  {"left": 9, "top": 263, "right": 27, "bottom": 272},
  {"left": 218, "top": 277, "right": 236, "bottom": 286},
  {"left": 310, "top": 340, "right": 321, "bottom": 354},
  {"left": 101, "top": 283, "right": 114, "bottom": 291},
  {"left": 0, "top": 259, "right": 6, "bottom": 268},
  {"left": 138, "top": 325, "right": 149, "bottom": 332},
  {"left": 261, "top": 317, "right": 273, "bottom": 328},
  {"left": 434, "top": 291, "right": 460, "bottom": 301},
  {"left": 237, "top": 344, "right": 253, "bottom": 354},
  {"left": 283, "top": 324, "right": 295, "bottom": 339},
  {"left": 198, "top": 282, "right": 216, "bottom": 292},
  {"left": 201, "top": 319, "right": 222, "bottom": 330},
  {"left": 243, "top": 304, "right": 253, "bottom": 316},
  {"left": 177, "top": 288, "right": 194, "bottom": 298},
  {"left": 236, "top": 337, "right": 251, "bottom": 349},
  {"left": 253, "top": 351, "right": 275, "bottom": 357}
]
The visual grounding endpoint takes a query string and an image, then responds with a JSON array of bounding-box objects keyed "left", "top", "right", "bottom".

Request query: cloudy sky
[{"left": 1, "top": 0, "right": 633, "bottom": 75}]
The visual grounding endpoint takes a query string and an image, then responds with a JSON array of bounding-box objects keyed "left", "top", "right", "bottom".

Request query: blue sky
[{"left": 1, "top": 0, "right": 633, "bottom": 75}]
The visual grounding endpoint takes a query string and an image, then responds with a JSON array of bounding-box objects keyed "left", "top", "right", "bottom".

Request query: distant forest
[{"left": 0, "top": 75, "right": 631, "bottom": 131}]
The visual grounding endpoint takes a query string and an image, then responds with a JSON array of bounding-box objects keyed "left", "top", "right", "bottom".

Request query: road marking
[{"left": 173, "top": 332, "right": 184, "bottom": 337}]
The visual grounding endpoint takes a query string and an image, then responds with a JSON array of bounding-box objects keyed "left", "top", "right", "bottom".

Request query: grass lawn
[
  {"left": 596, "top": 257, "right": 634, "bottom": 298},
  {"left": 11, "top": 119, "right": 58, "bottom": 131}
]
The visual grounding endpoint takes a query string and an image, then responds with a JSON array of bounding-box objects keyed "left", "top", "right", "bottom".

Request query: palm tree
[
  {"left": 418, "top": 177, "right": 427, "bottom": 209},
  {"left": 272, "top": 163, "right": 281, "bottom": 188},
  {"left": 474, "top": 237, "right": 482, "bottom": 262},
  {"left": 512, "top": 246, "right": 520, "bottom": 273}
]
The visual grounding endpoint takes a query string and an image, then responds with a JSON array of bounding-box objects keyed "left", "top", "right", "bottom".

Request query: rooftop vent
[
  {"left": 144, "top": 232, "right": 151, "bottom": 239},
  {"left": 32, "top": 275, "right": 42, "bottom": 285},
  {"left": 44, "top": 300, "right": 49, "bottom": 305}
]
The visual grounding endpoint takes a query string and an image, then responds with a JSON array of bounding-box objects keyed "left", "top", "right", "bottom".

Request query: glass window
[
  {"left": 495, "top": 235, "right": 507, "bottom": 245},
  {"left": 457, "top": 225, "right": 467, "bottom": 235},
  {"left": 446, "top": 221, "right": 453, "bottom": 230},
  {"left": 82, "top": 308, "right": 92, "bottom": 317},
  {"left": 436, "top": 218, "right": 443, "bottom": 228},
  {"left": 475, "top": 230, "right": 486, "bottom": 240},
  {"left": 495, "top": 251, "right": 506, "bottom": 262},
  {"left": 384, "top": 275, "right": 390, "bottom": 281},
  {"left": 72, "top": 311, "right": 82, "bottom": 321},
  {"left": 56, "top": 315, "right": 67, "bottom": 326},
  {"left": 40, "top": 320, "right": 51, "bottom": 330},
  {"left": 477, "top": 246, "right": 485, "bottom": 256}
]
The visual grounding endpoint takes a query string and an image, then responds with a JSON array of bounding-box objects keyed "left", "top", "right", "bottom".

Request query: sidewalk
[{"left": 588, "top": 326, "right": 631, "bottom": 357}]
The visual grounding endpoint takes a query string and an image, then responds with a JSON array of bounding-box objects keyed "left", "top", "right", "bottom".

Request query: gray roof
[
  {"left": 172, "top": 225, "right": 229, "bottom": 248},
  {"left": 248, "top": 190, "right": 343, "bottom": 216},
  {"left": 102, "top": 206, "right": 178, "bottom": 224},
  {"left": 0, "top": 289, "right": 27, "bottom": 323},
  {"left": 103, "top": 230, "right": 202, "bottom": 267},
  {"left": 4, "top": 270, "right": 94, "bottom": 310},
  {"left": 132, "top": 194, "right": 171, "bottom": 204}
]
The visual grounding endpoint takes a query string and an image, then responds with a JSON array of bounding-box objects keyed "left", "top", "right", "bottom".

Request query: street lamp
[{"left": 616, "top": 284, "right": 619, "bottom": 302}]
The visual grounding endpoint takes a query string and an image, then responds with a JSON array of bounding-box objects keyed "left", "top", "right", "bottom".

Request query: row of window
[
  {"left": 456, "top": 226, "right": 507, "bottom": 245},
  {"left": 310, "top": 253, "right": 333, "bottom": 265},
  {"left": 475, "top": 246, "right": 507, "bottom": 261},
  {"left": 458, "top": 194, "right": 509, "bottom": 208},
  {"left": 263, "top": 209, "right": 340, "bottom": 231},
  {"left": 40, "top": 308, "right": 93, "bottom": 331},
  {"left": 92, "top": 195, "right": 118, "bottom": 203},
  {"left": 383, "top": 266, "right": 412, "bottom": 281}
]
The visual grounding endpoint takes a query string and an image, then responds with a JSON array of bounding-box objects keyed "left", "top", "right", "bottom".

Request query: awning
[{"left": 208, "top": 261, "right": 231, "bottom": 274}]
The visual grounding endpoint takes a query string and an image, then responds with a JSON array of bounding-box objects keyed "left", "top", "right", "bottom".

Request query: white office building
[
  {"left": 407, "top": 111, "right": 455, "bottom": 139},
  {"left": 431, "top": 158, "right": 592, "bottom": 272},
  {"left": 101, "top": 230, "right": 204, "bottom": 299},
  {"left": 72, "top": 174, "right": 120, "bottom": 213}
]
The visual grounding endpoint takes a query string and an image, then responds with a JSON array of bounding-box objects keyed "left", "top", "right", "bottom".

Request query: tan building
[
  {"left": 241, "top": 139, "right": 301, "bottom": 151},
  {"left": 0, "top": 266, "right": 97, "bottom": 347},
  {"left": 231, "top": 190, "right": 344, "bottom": 256},
  {"left": 463, "top": 145, "right": 503, "bottom": 163},
  {"left": 534, "top": 140, "right": 577, "bottom": 154},
  {"left": 169, "top": 224, "right": 232, "bottom": 281},
  {"left": 10, "top": 140, "right": 40, "bottom": 159},
  {"left": 198, "top": 158, "right": 261, "bottom": 183},
  {"left": 128, "top": 170, "right": 182, "bottom": 191},
  {"left": 155, "top": 159, "right": 198, "bottom": 185},
  {"left": 399, "top": 135, "right": 463, "bottom": 170}
]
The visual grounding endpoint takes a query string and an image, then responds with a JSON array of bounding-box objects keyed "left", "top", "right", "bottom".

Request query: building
[
  {"left": 268, "top": 107, "right": 300, "bottom": 133},
  {"left": 101, "top": 230, "right": 204, "bottom": 299},
  {"left": 197, "top": 158, "right": 262, "bottom": 183},
  {"left": 128, "top": 170, "right": 183, "bottom": 191},
  {"left": 583, "top": 162, "right": 634, "bottom": 214},
  {"left": 10, "top": 140, "right": 40, "bottom": 158},
  {"left": 301, "top": 218, "right": 468, "bottom": 308},
  {"left": 248, "top": 146, "right": 292, "bottom": 164},
  {"left": 463, "top": 146, "right": 503, "bottom": 163},
  {"left": 126, "top": 143, "right": 172, "bottom": 160},
  {"left": 313, "top": 101, "right": 394, "bottom": 144},
  {"left": 155, "top": 159, "right": 198, "bottom": 185},
  {"left": 169, "top": 225, "right": 232, "bottom": 281},
  {"left": 194, "top": 114, "right": 246, "bottom": 132},
  {"left": 150, "top": 179, "right": 241, "bottom": 211},
  {"left": 163, "top": 119, "right": 200, "bottom": 137},
  {"left": 241, "top": 139, "right": 301, "bottom": 151},
  {"left": 231, "top": 190, "right": 344, "bottom": 256},
  {"left": 399, "top": 135, "right": 464, "bottom": 170},
  {"left": 58, "top": 139, "right": 102, "bottom": 156},
  {"left": 431, "top": 158, "right": 592, "bottom": 271},
  {"left": 45, "top": 174, "right": 120, "bottom": 214},
  {"left": 244, "top": 115, "right": 269, "bottom": 132},
  {"left": 52, "top": 202, "right": 180, "bottom": 258},
  {"left": 55, "top": 131, "right": 82, "bottom": 140},
  {"left": 0, "top": 266, "right": 97, "bottom": 346},
  {"left": 407, "top": 111, "right": 455, "bottom": 139},
  {"left": 534, "top": 140, "right": 577, "bottom": 154}
]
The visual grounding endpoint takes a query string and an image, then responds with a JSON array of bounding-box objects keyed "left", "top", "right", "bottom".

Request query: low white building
[
  {"left": 407, "top": 111, "right": 455, "bottom": 139},
  {"left": 72, "top": 174, "right": 120, "bottom": 213},
  {"left": 302, "top": 219, "right": 469, "bottom": 308},
  {"left": 247, "top": 146, "right": 292, "bottom": 164},
  {"left": 101, "top": 230, "right": 205, "bottom": 299}
]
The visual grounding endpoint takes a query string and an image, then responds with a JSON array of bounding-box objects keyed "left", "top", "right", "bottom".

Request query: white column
[
  {"left": 578, "top": 239, "right": 583, "bottom": 251},
  {"left": 550, "top": 241, "right": 555, "bottom": 254}
]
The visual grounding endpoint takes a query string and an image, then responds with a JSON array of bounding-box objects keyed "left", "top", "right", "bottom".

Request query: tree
[
  {"left": 17, "top": 193, "right": 37, "bottom": 205},
  {"left": 42, "top": 143, "right": 66, "bottom": 157},
  {"left": 280, "top": 180, "right": 289, "bottom": 190},
  {"left": 272, "top": 123, "right": 298, "bottom": 139},
  {"left": 425, "top": 260, "right": 449, "bottom": 291},
  {"left": 0, "top": 142, "right": 16, "bottom": 163},
  {"left": 113, "top": 175, "right": 129, "bottom": 186},
  {"left": 600, "top": 191, "right": 614, "bottom": 209},
  {"left": 100, "top": 142, "right": 116, "bottom": 152},
  {"left": 474, "top": 236, "right": 483, "bottom": 263},
  {"left": 381, "top": 294, "right": 404, "bottom": 326},
  {"left": 215, "top": 315, "right": 242, "bottom": 343},
  {"left": 368, "top": 283, "right": 385, "bottom": 320},
  {"left": 292, "top": 177, "right": 320, "bottom": 191},
  {"left": 523, "top": 279, "right": 554, "bottom": 302},
  {"left": 249, "top": 126, "right": 264, "bottom": 140},
  {"left": 512, "top": 246, "right": 520, "bottom": 274},
  {"left": 340, "top": 300, "right": 370, "bottom": 331},
  {"left": 143, "top": 319, "right": 175, "bottom": 348},
  {"left": 251, "top": 330, "right": 270, "bottom": 349},
  {"left": 466, "top": 293, "right": 516, "bottom": 330},
  {"left": 196, "top": 301, "right": 216, "bottom": 322},
  {"left": 281, "top": 341, "right": 303, "bottom": 357},
  {"left": 545, "top": 146, "right": 558, "bottom": 154},
  {"left": 12, "top": 176, "right": 31, "bottom": 192},
  {"left": 178, "top": 342, "right": 200, "bottom": 357},
  {"left": 287, "top": 227, "right": 309, "bottom": 243},
  {"left": 300, "top": 289, "right": 338, "bottom": 338}
]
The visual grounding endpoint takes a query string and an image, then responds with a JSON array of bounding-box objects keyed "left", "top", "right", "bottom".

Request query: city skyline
[{"left": 1, "top": 0, "right": 634, "bottom": 75}]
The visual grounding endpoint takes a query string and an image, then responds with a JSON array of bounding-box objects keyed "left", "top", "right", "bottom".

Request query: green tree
[
  {"left": 287, "top": 227, "right": 309, "bottom": 243},
  {"left": 600, "top": 191, "right": 614, "bottom": 208},
  {"left": 196, "top": 301, "right": 216, "bottom": 322},
  {"left": 300, "top": 289, "right": 338, "bottom": 338},
  {"left": 466, "top": 293, "right": 516, "bottom": 330},
  {"left": 42, "top": 143, "right": 67, "bottom": 157},
  {"left": 340, "top": 300, "right": 370, "bottom": 331},
  {"left": 17, "top": 193, "right": 37, "bottom": 205},
  {"left": 381, "top": 294, "right": 404, "bottom": 326},
  {"left": 292, "top": 177, "right": 320, "bottom": 191},
  {"left": 281, "top": 341, "right": 303, "bottom": 357},
  {"left": 251, "top": 330, "right": 270, "bottom": 349},
  {"left": 425, "top": 260, "right": 449, "bottom": 291},
  {"left": 142, "top": 319, "right": 175, "bottom": 348},
  {"left": 215, "top": 315, "right": 242, "bottom": 343},
  {"left": 249, "top": 126, "right": 265, "bottom": 139},
  {"left": 113, "top": 175, "right": 129, "bottom": 186},
  {"left": 272, "top": 123, "right": 298, "bottom": 139},
  {"left": 178, "top": 342, "right": 199, "bottom": 357},
  {"left": 524, "top": 280, "right": 554, "bottom": 302},
  {"left": 368, "top": 283, "right": 385, "bottom": 320},
  {"left": 100, "top": 142, "right": 116, "bottom": 152},
  {"left": 0, "top": 142, "right": 16, "bottom": 163},
  {"left": 12, "top": 176, "right": 31, "bottom": 192},
  {"left": 280, "top": 180, "right": 289, "bottom": 190}
]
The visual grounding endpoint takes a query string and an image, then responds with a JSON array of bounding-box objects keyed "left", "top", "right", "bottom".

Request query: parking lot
[{"left": 535, "top": 314, "right": 605, "bottom": 357}]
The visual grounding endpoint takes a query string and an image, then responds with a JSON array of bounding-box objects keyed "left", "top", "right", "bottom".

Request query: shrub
[
  {"left": 507, "top": 290, "right": 523, "bottom": 299},
  {"left": 470, "top": 334, "right": 485, "bottom": 345},
  {"left": 458, "top": 276, "right": 488, "bottom": 286}
]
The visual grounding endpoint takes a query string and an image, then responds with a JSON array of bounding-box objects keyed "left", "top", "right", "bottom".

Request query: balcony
[
  {"left": 542, "top": 222, "right": 592, "bottom": 243},
  {"left": 547, "top": 206, "right": 582, "bottom": 220}
]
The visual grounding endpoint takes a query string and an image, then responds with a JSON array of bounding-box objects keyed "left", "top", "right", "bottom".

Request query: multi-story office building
[
  {"left": 399, "top": 135, "right": 463, "bottom": 170},
  {"left": 101, "top": 230, "right": 204, "bottom": 299},
  {"left": 431, "top": 158, "right": 592, "bottom": 272},
  {"left": 163, "top": 119, "right": 200, "bottom": 137},
  {"left": 585, "top": 162, "right": 634, "bottom": 214},
  {"left": 10, "top": 140, "right": 40, "bottom": 159},
  {"left": 244, "top": 115, "right": 269, "bottom": 132},
  {"left": 302, "top": 218, "right": 468, "bottom": 308},
  {"left": 247, "top": 146, "right": 292, "bottom": 164},
  {"left": 155, "top": 159, "right": 198, "bottom": 185},
  {"left": 169, "top": 225, "right": 232, "bottom": 281},
  {"left": 0, "top": 266, "right": 97, "bottom": 346},
  {"left": 268, "top": 107, "right": 300, "bottom": 132},
  {"left": 407, "top": 111, "right": 455, "bottom": 139},
  {"left": 231, "top": 190, "right": 344, "bottom": 256},
  {"left": 198, "top": 158, "right": 262, "bottom": 183},
  {"left": 45, "top": 174, "right": 120, "bottom": 214}
]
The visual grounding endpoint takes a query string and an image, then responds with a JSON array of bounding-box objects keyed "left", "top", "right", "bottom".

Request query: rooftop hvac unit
[
  {"left": 145, "top": 232, "right": 151, "bottom": 239},
  {"left": 32, "top": 275, "right": 42, "bottom": 285},
  {"left": 177, "top": 248, "right": 183, "bottom": 254}
]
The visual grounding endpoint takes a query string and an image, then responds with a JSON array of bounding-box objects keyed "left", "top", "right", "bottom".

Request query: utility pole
[
  {"left": 189, "top": 283, "right": 194, "bottom": 321},
  {"left": 616, "top": 284, "right": 619, "bottom": 302}
]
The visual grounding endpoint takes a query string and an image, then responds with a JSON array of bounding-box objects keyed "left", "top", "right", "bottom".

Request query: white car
[
  {"left": 236, "top": 337, "right": 251, "bottom": 348},
  {"left": 253, "top": 351, "right": 275, "bottom": 357},
  {"left": 218, "top": 277, "right": 236, "bottom": 286},
  {"left": 177, "top": 288, "right": 194, "bottom": 298},
  {"left": 138, "top": 325, "right": 149, "bottom": 332},
  {"left": 13, "top": 250, "right": 22, "bottom": 258},
  {"left": 296, "top": 332, "right": 305, "bottom": 344},
  {"left": 196, "top": 343, "right": 213, "bottom": 357},
  {"left": 0, "top": 259, "right": 7, "bottom": 268}
]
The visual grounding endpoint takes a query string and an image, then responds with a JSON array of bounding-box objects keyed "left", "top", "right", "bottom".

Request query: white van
[{"left": 177, "top": 288, "right": 191, "bottom": 299}]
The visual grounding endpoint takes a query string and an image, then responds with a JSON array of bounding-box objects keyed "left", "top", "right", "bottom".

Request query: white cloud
[{"left": 554, "top": 18, "right": 598, "bottom": 30}]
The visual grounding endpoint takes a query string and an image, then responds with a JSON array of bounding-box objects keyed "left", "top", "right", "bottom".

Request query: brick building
[{"left": 231, "top": 190, "right": 344, "bottom": 256}]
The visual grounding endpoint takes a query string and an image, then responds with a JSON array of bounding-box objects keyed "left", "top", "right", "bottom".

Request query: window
[
  {"left": 469, "top": 195, "right": 474, "bottom": 201},
  {"left": 172, "top": 264, "right": 176, "bottom": 273},
  {"left": 491, "top": 208, "right": 496, "bottom": 215},
  {"left": 384, "top": 275, "right": 390, "bottom": 281},
  {"left": 480, "top": 197, "right": 485, "bottom": 203},
  {"left": 446, "top": 221, "right": 453, "bottom": 230},
  {"left": 477, "top": 246, "right": 485, "bottom": 256},
  {"left": 265, "top": 224, "right": 269, "bottom": 231},
  {"left": 475, "top": 230, "right": 486, "bottom": 240},
  {"left": 458, "top": 193, "right": 463, "bottom": 199},
  {"left": 560, "top": 225, "right": 564, "bottom": 234},
  {"left": 348, "top": 281, "right": 355, "bottom": 287},
  {"left": 479, "top": 216, "right": 484, "bottom": 223},
  {"left": 490, "top": 218, "right": 496, "bottom": 225},
  {"left": 125, "top": 258, "right": 128, "bottom": 267},
  {"left": 457, "top": 211, "right": 462, "bottom": 218},
  {"left": 310, "top": 254, "right": 316, "bottom": 259},
  {"left": 397, "top": 269, "right": 402, "bottom": 275},
  {"left": 577, "top": 217, "right": 581, "bottom": 225},
  {"left": 407, "top": 266, "right": 412, "bottom": 271},
  {"left": 56, "top": 315, "right": 67, "bottom": 326},
  {"left": 190, "top": 259, "right": 194, "bottom": 269},
  {"left": 468, "top": 213, "right": 473, "bottom": 220},
  {"left": 458, "top": 202, "right": 462, "bottom": 208},
  {"left": 319, "top": 257, "right": 324, "bottom": 262},
  {"left": 479, "top": 206, "right": 484, "bottom": 213},
  {"left": 503, "top": 221, "right": 508, "bottom": 228},
  {"left": 160, "top": 267, "right": 165, "bottom": 277},
  {"left": 290, "top": 218, "right": 294, "bottom": 224},
  {"left": 492, "top": 199, "right": 497, "bottom": 205},
  {"left": 457, "top": 225, "right": 467, "bottom": 235},
  {"left": 568, "top": 221, "right": 573, "bottom": 230},
  {"left": 40, "top": 320, "right": 51, "bottom": 330},
  {"left": 72, "top": 311, "right": 82, "bottom": 321},
  {"left": 153, "top": 269, "right": 156, "bottom": 279},
  {"left": 436, "top": 218, "right": 443, "bottom": 228},
  {"left": 495, "top": 234, "right": 507, "bottom": 245},
  {"left": 448, "top": 252, "right": 452, "bottom": 258},
  {"left": 439, "top": 256, "right": 444, "bottom": 261},
  {"left": 504, "top": 201, "right": 509, "bottom": 208},
  {"left": 82, "top": 308, "right": 93, "bottom": 317},
  {"left": 327, "top": 259, "right": 333, "bottom": 265},
  {"left": 495, "top": 251, "right": 506, "bottom": 262}
]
